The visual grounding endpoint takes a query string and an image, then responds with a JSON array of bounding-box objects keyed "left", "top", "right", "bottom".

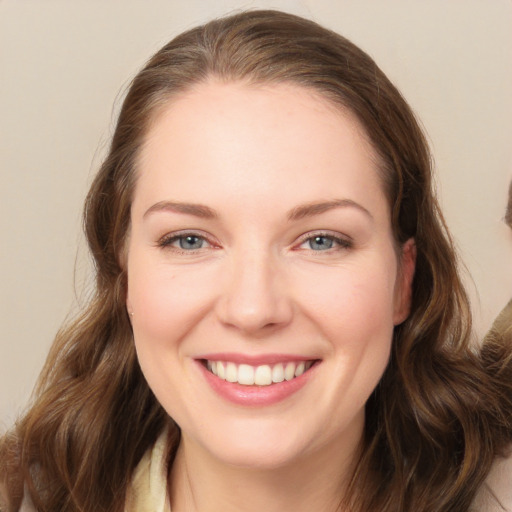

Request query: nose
[{"left": 215, "top": 249, "right": 294, "bottom": 336}]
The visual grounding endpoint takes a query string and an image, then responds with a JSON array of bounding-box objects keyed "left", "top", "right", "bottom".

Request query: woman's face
[{"left": 126, "top": 81, "right": 415, "bottom": 469}]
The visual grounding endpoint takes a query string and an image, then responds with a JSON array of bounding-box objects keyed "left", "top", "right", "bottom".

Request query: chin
[
  {"left": 209, "top": 439, "right": 307, "bottom": 470},
  {"left": 189, "top": 416, "right": 320, "bottom": 470}
]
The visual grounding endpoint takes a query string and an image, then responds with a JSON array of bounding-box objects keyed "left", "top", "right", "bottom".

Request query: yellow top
[{"left": 125, "top": 431, "right": 171, "bottom": 512}]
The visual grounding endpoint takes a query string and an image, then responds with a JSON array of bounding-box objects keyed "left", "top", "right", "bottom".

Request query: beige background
[{"left": 1, "top": 0, "right": 511, "bottom": 426}]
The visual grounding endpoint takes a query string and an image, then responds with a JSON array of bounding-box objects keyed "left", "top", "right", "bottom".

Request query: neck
[{"left": 169, "top": 433, "right": 360, "bottom": 512}]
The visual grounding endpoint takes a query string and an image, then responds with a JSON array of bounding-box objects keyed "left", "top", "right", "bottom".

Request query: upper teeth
[{"left": 206, "top": 360, "right": 313, "bottom": 386}]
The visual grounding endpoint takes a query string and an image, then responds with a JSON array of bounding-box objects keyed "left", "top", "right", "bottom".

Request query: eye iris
[
  {"left": 310, "top": 236, "right": 334, "bottom": 250},
  {"left": 179, "top": 235, "right": 203, "bottom": 250}
]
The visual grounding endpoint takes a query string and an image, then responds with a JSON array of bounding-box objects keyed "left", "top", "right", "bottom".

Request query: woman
[{"left": 1, "top": 10, "right": 510, "bottom": 512}]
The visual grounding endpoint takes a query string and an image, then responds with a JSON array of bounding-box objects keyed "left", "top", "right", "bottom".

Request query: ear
[
  {"left": 125, "top": 272, "right": 134, "bottom": 319},
  {"left": 393, "top": 238, "right": 416, "bottom": 325},
  {"left": 126, "top": 296, "right": 133, "bottom": 318}
]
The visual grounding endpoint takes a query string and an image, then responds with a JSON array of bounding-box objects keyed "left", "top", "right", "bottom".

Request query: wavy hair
[{"left": 1, "top": 10, "right": 511, "bottom": 512}]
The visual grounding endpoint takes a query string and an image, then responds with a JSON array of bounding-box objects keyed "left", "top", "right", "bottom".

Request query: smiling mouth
[{"left": 202, "top": 360, "right": 317, "bottom": 386}]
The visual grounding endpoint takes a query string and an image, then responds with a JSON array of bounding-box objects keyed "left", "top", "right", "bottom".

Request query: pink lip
[{"left": 195, "top": 358, "right": 318, "bottom": 407}]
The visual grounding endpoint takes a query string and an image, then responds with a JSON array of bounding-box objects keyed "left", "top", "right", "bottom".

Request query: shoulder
[{"left": 471, "top": 449, "right": 512, "bottom": 511}]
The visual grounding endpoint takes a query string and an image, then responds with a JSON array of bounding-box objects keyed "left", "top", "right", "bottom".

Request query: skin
[{"left": 125, "top": 81, "right": 415, "bottom": 512}]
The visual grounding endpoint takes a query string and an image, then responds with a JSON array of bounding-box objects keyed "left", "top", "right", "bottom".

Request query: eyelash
[{"left": 156, "top": 230, "right": 353, "bottom": 254}]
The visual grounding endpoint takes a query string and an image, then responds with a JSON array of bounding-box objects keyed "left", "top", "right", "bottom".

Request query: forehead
[
  {"left": 134, "top": 81, "right": 388, "bottom": 222},
  {"left": 143, "top": 80, "right": 376, "bottom": 159}
]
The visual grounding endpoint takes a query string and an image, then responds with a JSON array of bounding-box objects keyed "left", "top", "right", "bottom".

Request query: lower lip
[{"left": 197, "top": 361, "right": 316, "bottom": 406}]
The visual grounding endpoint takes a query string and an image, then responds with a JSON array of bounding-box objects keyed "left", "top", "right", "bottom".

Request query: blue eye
[
  {"left": 308, "top": 235, "right": 335, "bottom": 251},
  {"left": 299, "top": 233, "right": 351, "bottom": 252},
  {"left": 158, "top": 232, "right": 210, "bottom": 251},
  {"left": 177, "top": 235, "right": 205, "bottom": 250}
]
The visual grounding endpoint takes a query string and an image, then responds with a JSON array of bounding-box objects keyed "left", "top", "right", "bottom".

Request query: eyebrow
[
  {"left": 287, "top": 199, "right": 373, "bottom": 222},
  {"left": 143, "top": 201, "right": 217, "bottom": 219},
  {"left": 143, "top": 198, "right": 373, "bottom": 221}
]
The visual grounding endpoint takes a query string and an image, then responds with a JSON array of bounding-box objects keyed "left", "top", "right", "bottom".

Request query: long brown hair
[{"left": 1, "top": 10, "right": 511, "bottom": 512}]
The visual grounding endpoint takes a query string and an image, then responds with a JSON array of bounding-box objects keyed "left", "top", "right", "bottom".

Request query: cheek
[
  {"left": 126, "top": 254, "right": 219, "bottom": 350},
  {"left": 307, "top": 272, "right": 395, "bottom": 383},
  {"left": 126, "top": 255, "right": 220, "bottom": 416},
  {"left": 294, "top": 259, "right": 397, "bottom": 344},
  {"left": 293, "top": 257, "right": 397, "bottom": 405}
]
